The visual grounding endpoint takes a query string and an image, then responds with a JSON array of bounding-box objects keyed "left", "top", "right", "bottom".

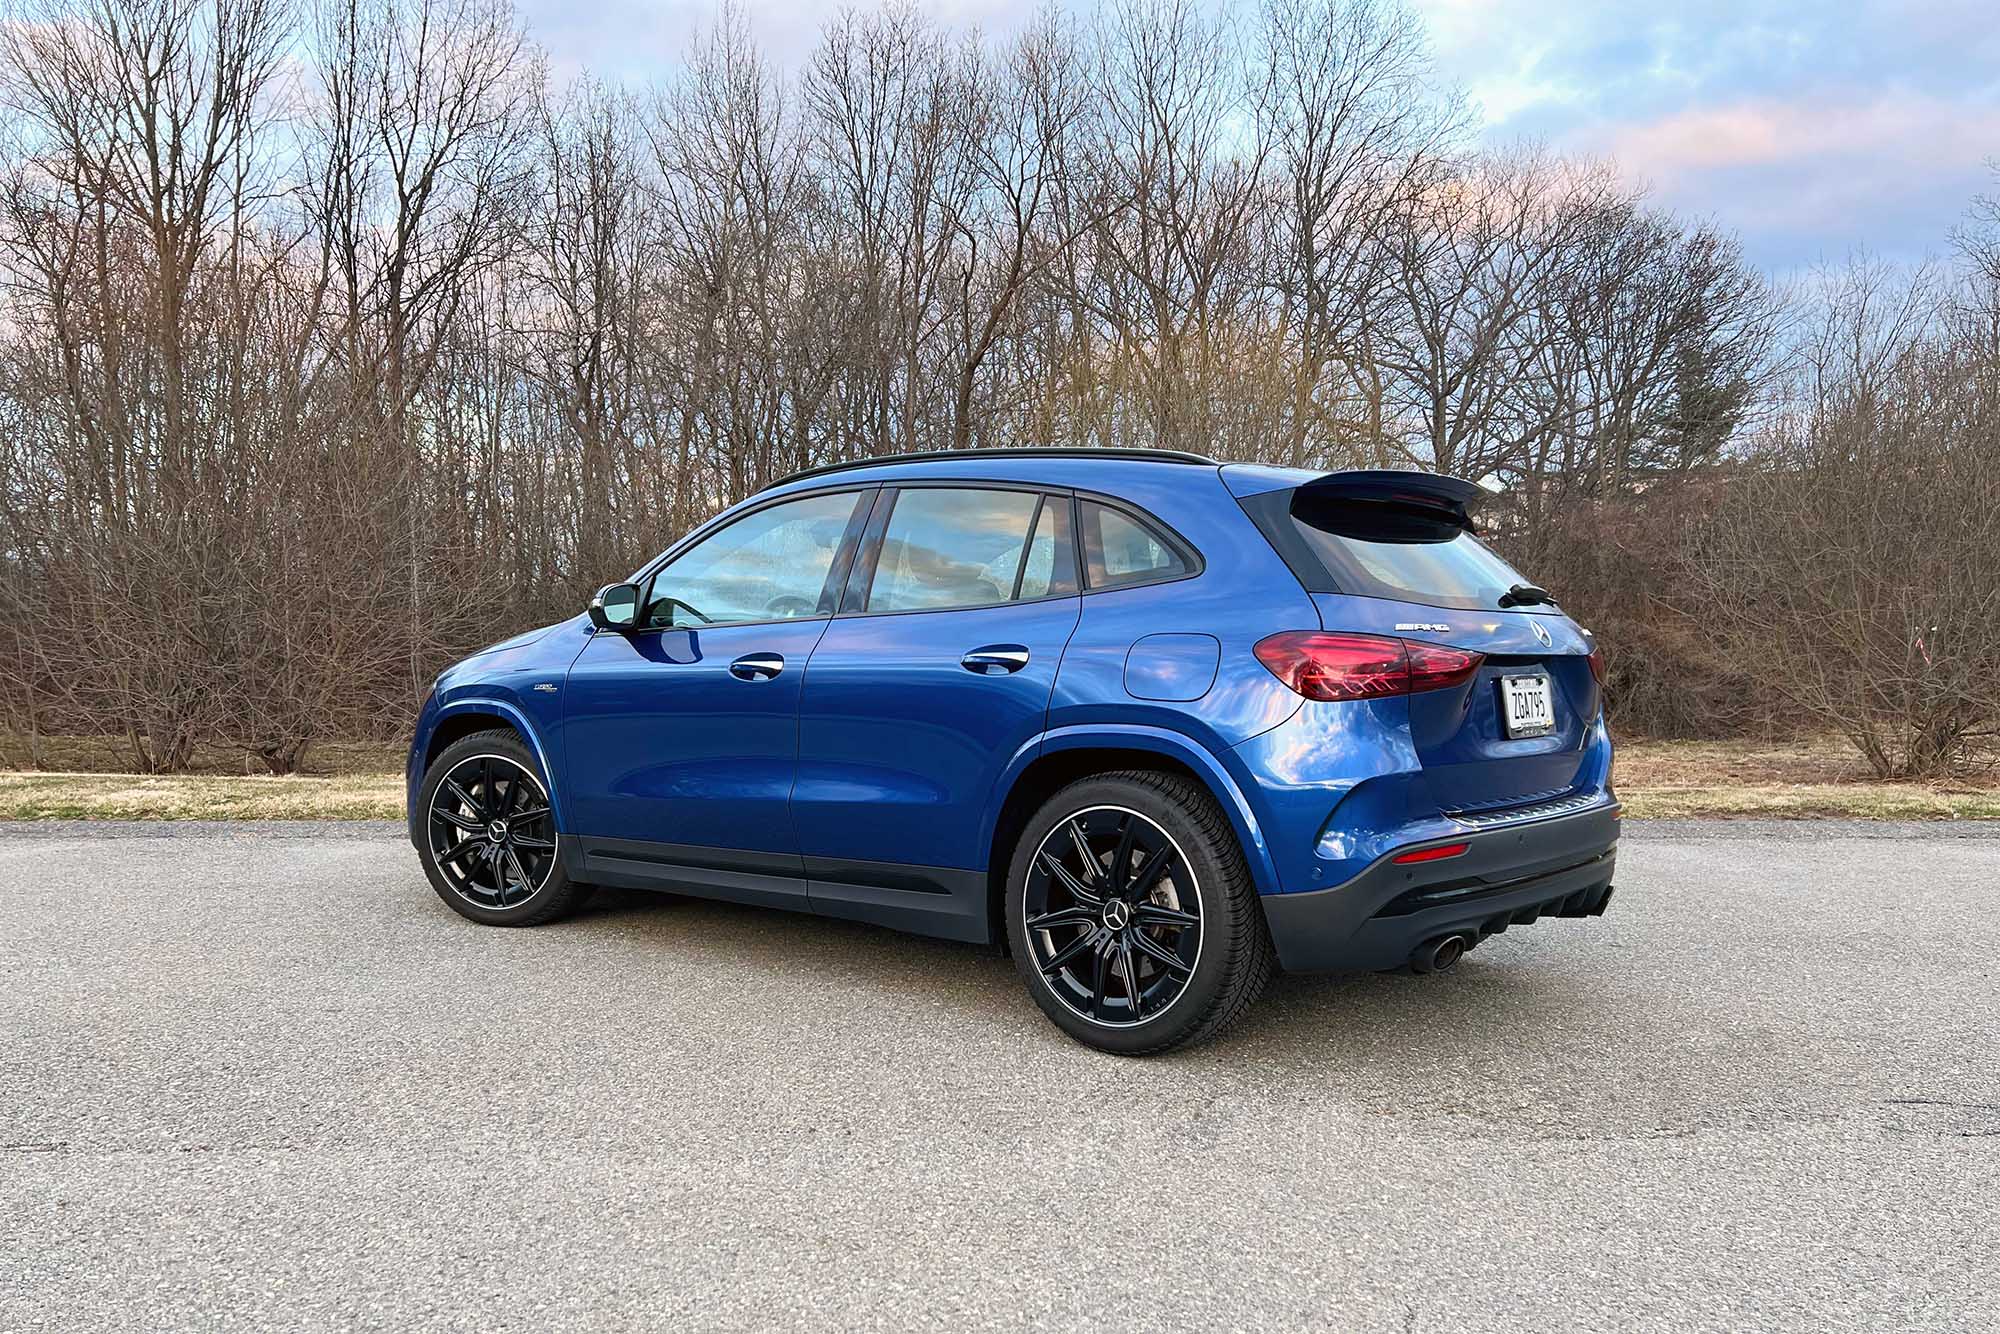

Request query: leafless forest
[{"left": 0, "top": 0, "right": 1994, "bottom": 778}]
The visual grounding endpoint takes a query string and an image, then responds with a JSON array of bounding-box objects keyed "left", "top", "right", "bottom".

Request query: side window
[
  {"left": 865, "top": 488, "right": 1044, "bottom": 613},
  {"left": 1079, "top": 500, "right": 1190, "bottom": 589},
  {"left": 643, "top": 490, "right": 863, "bottom": 627}
]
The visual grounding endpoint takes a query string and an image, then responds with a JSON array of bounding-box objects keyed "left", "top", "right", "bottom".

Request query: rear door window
[
  {"left": 1016, "top": 493, "right": 1075, "bottom": 601},
  {"left": 865, "top": 487, "right": 1058, "bottom": 612}
]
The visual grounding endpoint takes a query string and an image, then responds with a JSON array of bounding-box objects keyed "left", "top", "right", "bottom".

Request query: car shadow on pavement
[
  {"left": 559, "top": 883, "right": 1609, "bottom": 1083},
  {"left": 562, "top": 883, "right": 1019, "bottom": 987}
]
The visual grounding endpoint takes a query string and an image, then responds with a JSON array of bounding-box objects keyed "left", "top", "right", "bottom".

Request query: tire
[
  {"left": 415, "top": 727, "right": 592, "bottom": 927},
  {"left": 1004, "top": 770, "right": 1274, "bottom": 1055}
]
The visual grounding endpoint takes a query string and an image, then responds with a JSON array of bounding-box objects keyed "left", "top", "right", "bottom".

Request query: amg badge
[{"left": 1394, "top": 622, "right": 1451, "bottom": 633}]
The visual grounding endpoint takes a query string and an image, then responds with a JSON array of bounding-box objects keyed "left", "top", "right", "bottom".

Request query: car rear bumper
[{"left": 1258, "top": 801, "right": 1620, "bottom": 973}]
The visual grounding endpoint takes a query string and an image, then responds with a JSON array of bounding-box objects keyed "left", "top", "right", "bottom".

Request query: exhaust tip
[{"left": 1410, "top": 933, "right": 1470, "bottom": 975}]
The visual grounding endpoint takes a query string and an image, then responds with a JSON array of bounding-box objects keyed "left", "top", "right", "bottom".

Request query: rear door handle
[
  {"left": 729, "top": 653, "right": 785, "bottom": 681},
  {"left": 961, "top": 644, "right": 1030, "bottom": 675}
]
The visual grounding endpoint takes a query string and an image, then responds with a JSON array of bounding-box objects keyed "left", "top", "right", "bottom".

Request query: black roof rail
[{"left": 765, "top": 447, "right": 1221, "bottom": 490}]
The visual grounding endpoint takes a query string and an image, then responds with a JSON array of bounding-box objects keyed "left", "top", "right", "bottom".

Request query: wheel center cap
[
  {"left": 1102, "top": 899, "right": 1132, "bottom": 931},
  {"left": 487, "top": 820, "right": 509, "bottom": 843}
]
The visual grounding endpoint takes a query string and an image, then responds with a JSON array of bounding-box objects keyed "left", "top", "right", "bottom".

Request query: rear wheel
[
  {"left": 416, "top": 728, "right": 591, "bottom": 926},
  {"left": 1005, "top": 771, "right": 1273, "bottom": 1055}
]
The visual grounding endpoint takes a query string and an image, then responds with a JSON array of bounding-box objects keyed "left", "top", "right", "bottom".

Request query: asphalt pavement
[{"left": 2, "top": 819, "right": 1996, "bottom": 1332}]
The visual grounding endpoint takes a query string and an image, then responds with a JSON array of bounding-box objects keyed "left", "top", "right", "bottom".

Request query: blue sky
[{"left": 518, "top": 0, "right": 2000, "bottom": 276}]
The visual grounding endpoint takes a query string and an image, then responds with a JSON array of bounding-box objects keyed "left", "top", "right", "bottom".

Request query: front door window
[{"left": 644, "top": 490, "right": 864, "bottom": 628}]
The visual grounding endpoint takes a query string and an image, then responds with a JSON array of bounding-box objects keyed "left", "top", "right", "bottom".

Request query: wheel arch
[
  {"left": 981, "top": 726, "right": 1279, "bottom": 949},
  {"left": 421, "top": 699, "right": 565, "bottom": 830}
]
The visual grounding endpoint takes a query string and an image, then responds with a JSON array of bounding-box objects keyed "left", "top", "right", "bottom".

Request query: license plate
[{"left": 1500, "top": 674, "right": 1556, "bottom": 738}]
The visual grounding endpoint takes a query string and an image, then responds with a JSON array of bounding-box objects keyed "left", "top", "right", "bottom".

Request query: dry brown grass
[
  {"left": 0, "top": 772, "right": 403, "bottom": 821},
  {"left": 1618, "top": 783, "right": 2000, "bottom": 820},
  {"left": 1613, "top": 735, "right": 1993, "bottom": 788},
  {"left": 1614, "top": 736, "right": 1999, "bottom": 819},
  {"left": 4, "top": 735, "right": 1995, "bottom": 822}
]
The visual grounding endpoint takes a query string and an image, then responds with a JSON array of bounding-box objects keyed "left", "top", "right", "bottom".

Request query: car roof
[{"left": 757, "top": 448, "right": 1221, "bottom": 497}]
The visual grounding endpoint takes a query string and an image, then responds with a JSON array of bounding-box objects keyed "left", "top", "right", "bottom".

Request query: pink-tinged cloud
[{"left": 1593, "top": 94, "right": 2000, "bottom": 226}]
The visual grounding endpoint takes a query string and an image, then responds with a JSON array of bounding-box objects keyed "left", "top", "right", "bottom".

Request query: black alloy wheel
[
  {"left": 1022, "top": 805, "right": 1203, "bottom": 1027},
  {"left": 1006, "top": 771, "right": 1274, "bottom": 1055},
  {"left": 428, "top": 752, "right": 558, "bottom": 909},
  {"left": 416, "top": 728, "right": 592, "bottom": 926}
]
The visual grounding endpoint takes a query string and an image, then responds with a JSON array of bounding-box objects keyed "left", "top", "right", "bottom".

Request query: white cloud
[{"left": 1407, "top": 0, "right": 2000, "bottom": 265}]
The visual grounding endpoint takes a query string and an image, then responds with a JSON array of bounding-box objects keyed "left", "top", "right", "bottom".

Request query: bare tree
[
  {"left": 802, "top": 4, "right": 979, "bottom": 458},
  {"left": 0, "top": 0, "right": 288, "bottom": 769},
  {"left": 1253, "top": 0, "right": 1464, "bottom": 467},
  {"left": 941, "top": 10, "right": 1093, "bottom": 451},
  {"left": 7, "top": 0, "right": 1977, "bottom": 774},
  {"left": 305, "top": 0, "right": 535, "bottom": 699},
  {"left": 650, "top": 7, "right": 828, "bottom": 508},
  {"left": 1697, "top": 261, "right": 2000, "bottom": 777}
]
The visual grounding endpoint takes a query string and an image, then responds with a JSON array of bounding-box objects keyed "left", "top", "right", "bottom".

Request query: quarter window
[
  {"left": 643, "top": 490, "right": 863, "bottom": 627},
  {"left": 865, "top": 488, "right": 1047, "bottom": 613},
  {"left": 1079, "top": 500, "right": 1189, "bottom": 589}
]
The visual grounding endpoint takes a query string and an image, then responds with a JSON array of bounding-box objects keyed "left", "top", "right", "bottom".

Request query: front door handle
[
  {"left": 961, "top": 644, "right": 1030, "bottom": 676},
  {"left": 729, "top": 653, "right": 785, "bottom": 681}
]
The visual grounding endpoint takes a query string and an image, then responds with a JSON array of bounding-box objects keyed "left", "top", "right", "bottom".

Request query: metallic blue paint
[
  {"left": 407, "top": 451, "right": 1616, "bottom": 961},
  {"left": 562, "top": 618, "right": 833, "bottom": 853},
  {"left": 1123, "top": 633, "right": 1221, "bottom": 702},
  {"left": 795, "top": 594, "right": 1080, "bottom": 870},
  {"left": 1217, "top": 462, "right": 1317, "bottom": 498},
  {"left": 404, "top": 612, "right": 595, "bottom": 836},
  {"left": 1024, "top": 722, "right": 1284, "bottom": 898}
]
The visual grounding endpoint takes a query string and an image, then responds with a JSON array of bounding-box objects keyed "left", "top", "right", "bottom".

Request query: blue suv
[{"left": 409, "top": 449, "right": 1617, "bottom": 1054}]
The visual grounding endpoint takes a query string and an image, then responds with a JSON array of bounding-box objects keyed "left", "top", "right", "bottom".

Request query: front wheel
[
  {"left": 416, "top": 728, "right": 592, "bottom": 926},
  {"left": 1005, "top": 771, "right": 1273, "bottom": 1055}
]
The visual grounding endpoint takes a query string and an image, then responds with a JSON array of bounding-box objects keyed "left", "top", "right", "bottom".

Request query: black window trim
[
  {"left": 624, "top": 484, "right": 878, "bottom": 635},
  {"left": 617, "top": 474, "right": 1207, "bottom": 635},
  {"left": 1009, "top": 494, "right": 1047, "bottom": 602}
]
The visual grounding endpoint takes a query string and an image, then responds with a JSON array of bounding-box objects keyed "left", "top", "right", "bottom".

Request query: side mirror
[{"left": 587, "top": 582, "right": 640, "bottom": 632}]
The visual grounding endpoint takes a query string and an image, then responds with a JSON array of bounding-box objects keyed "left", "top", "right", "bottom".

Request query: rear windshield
[{"left": 1241, "top": 489, "right": 1538, "bottom": 612}]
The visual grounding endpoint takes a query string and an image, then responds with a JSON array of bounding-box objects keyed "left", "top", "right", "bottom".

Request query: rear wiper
[{"left": 1497, "top": 583, "right": 1554, "bottom": 608}]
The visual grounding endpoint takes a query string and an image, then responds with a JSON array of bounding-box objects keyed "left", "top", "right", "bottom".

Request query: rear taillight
[
  {"left": 1407, "top": 641, "right": 1485, "bottom": 693},
  {"left": 1253, "top": 632, "right": 1483, "bottom": 702},
  {"left": 1586, "top": 646, "right": 1606, "bottom": 685}
]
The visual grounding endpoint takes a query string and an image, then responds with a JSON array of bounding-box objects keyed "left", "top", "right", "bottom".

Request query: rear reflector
[
  {"left": 1253, "top": 631, "right": 1484, "bottom": 702},
  {"left": 1393, "top": 842, "right": 1470, "bottom": 864}
]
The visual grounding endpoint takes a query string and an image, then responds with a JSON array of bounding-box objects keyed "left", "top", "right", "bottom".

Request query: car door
[
  {"left": 560, "top": 487, "right": 873, "bottom": 899},
  {"left": 794, "top": 485, "right": 1081, "bottom": 938}
]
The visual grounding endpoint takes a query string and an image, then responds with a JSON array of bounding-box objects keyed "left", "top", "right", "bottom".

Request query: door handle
[
  {"left": 729, "top": 653, "right": 785, "bottom": 681},
  {"left": 961, "top": 644, "right": 1030, "bottom": 675}
]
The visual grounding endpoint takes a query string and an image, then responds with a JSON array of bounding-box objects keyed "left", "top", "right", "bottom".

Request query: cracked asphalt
[{"left": 2, "top": 819, "right": 1996, "bottom": 1332}]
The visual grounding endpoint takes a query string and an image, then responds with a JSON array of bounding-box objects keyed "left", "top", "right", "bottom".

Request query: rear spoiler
[{"left": 1292, "top": 469, "right": 1486, "bottom": 531}]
